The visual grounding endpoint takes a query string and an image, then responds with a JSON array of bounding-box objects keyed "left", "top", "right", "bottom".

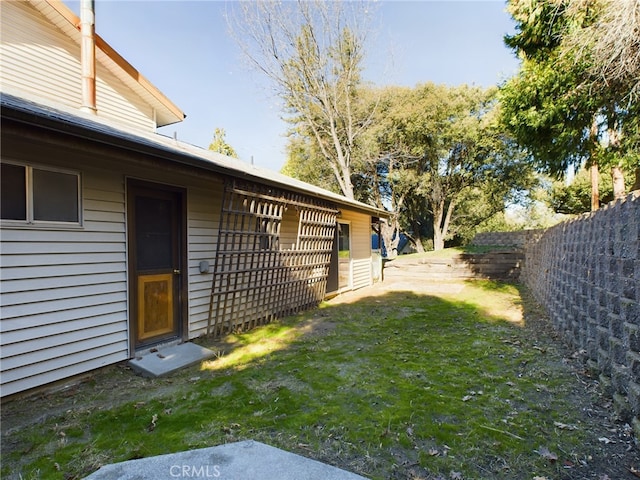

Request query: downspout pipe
[{"left": 80, "top": 0, "right": 97, "bottom": 114}]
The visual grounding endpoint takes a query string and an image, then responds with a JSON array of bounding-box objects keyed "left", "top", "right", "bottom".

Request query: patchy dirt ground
[{"left": 2, "top": 273, "right": 639, "bottom": 479}]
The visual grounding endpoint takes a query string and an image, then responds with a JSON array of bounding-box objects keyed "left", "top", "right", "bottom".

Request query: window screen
[
  {"left": 338, "top": 223, "right": 350, "bottom": 257},
  {"left": 32, "top": 168, "right": 79, "bottom": 222},
  {"left": 136, "top": 196, "right": 173, "bottom": 270},
  {"left": 1, "top": 163, "right": 27, "bottom": 220},
  {"left": 1, "top": 164, "right": 80, "bottom": 223}
]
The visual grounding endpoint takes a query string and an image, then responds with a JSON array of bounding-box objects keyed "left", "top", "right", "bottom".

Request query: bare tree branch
[{"left": 227, "top": 1, "right": 377, "bottom": 199}]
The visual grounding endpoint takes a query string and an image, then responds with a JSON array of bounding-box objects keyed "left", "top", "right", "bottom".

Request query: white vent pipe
[{"left": 80, "top": 0, "right": 97, "bottom": 114}]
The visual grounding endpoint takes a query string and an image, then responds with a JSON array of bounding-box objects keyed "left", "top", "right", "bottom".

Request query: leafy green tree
[
  {"left": 447, "top": 188, "right": 522, "bottom": 246},
  {"left": 501, "top": 1, "right": 595, "bottom": 172},
  {"left": 208, "top": 128, "right": 238, "bottom": 157},
  {"left": 500, "top": 0, "right": 639, "bottom": 209},
  {"left": 351, "top": 86, "right": 413, "bottom": 255},
  {"left": 280, "top": 134, "right": 340, "bottom": 194},
  {"left": 364, "top": 83, "right": 535, "bottom": 251},
  {"left": 567, "top": 0, "right": 640, "bottom": 193},
  {"left": 550, "top": 167, "right": 616, "bottom": 214}
]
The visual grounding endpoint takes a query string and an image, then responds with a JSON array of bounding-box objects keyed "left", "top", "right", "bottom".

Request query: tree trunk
[
  {"left": 405, "top": 232, "right": 426, "bottom": 253},
  {"left": 441, "top": 199, "right": 456, "bottom": 245},
  {"left": 380, "top": 217, "right": 400, "bottom": 259},
  {"left": 632, "top": 167, "right": 640, "bottom": 192},
  {"left": 432, "top": 200, "right": 445, "bottom": 251},
  {"left": 432, "top": 199, "right": 456, "bottom": 251},
  {"left": 409, "top": 220, "right": 426, "bottom": 253},
  {"left": 590, "top": 163, "right": 600, "bottom": 211},
  {"left": 611, "top": 165, "right": 626, "bottom": 200},
  {"left": 340, "top": 165, "right": 354, "bottom": 199},
  {"left": 433, "top": 228, "right": 445, "bottom": 251},
  {"left": 589, "top": 118, "right": 600, "bottom": 211}
]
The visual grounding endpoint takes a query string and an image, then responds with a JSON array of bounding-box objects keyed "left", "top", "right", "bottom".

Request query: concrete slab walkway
[
  {"left": 84, "top": 440, "right": 368, "bottom": 480},
  {"left": 128, "top": 342, "right": 216, "bottom": 378}
]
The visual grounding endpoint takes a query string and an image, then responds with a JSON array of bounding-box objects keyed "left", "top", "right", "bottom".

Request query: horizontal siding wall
[
  {"left": 0, "top": 169, "right": 129, "bottom": 397},
  {"left": 1, "top": 1, "right": 82, "bottom": 107},
  {"left": 1, "top": 121, "right": 380, "bottom": 395},
  {"left": 340, "top": 210, "right": 373, "bottom": 290},
  {"left": 341, "top": 210, "right": 373, "bottom": 290},
  {"left": 351, "top": 258, "right": 372, "bottom": 290},
  {"left": 0, "top": 125, "right": 230, "bottom": 396},
  {"left": 187, "top": 182, "right": 222, "bottom": 338},
  {"left": 95, "top": 63, "right": 155, "bottom": 132},
  {"left": 1, "top": 1, "right": 154, "bottom": 131}
]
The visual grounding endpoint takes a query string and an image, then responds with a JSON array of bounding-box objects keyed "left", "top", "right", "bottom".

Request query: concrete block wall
[
  {"left": 521, "top": 192, "right": 639, "bottom": 427},
  {"left": 472, "top": 229, "right": 544, "bottom": 248}
]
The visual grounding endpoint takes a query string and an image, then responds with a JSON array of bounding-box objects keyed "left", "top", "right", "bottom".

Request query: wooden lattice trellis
[{"left": 206, "top": 179, "right": 338, "bottom": 336}]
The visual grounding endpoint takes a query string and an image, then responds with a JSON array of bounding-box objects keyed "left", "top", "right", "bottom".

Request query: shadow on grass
[
  {"left": 3, "top": 282, "right": 597, "bottom": 480},
  {"left": 201, "top": 282, "right": 525, "bottom": 374}
]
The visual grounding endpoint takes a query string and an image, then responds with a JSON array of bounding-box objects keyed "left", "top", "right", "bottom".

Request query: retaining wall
[
  {"left": 520, "top": 192, "right": 640, "bottom": 428},
  {"left": 472, "top": 230, "right": 544, "bottom": 248},
  {"left": 384, "top": 251, "right": 524, "bottom": 281}
]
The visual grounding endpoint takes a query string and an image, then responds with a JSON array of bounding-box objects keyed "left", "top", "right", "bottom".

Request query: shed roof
[
  {"left": 28, "top": 0, "right": 185, "bottom": 127},
  {"left": 1, "top": 93, "right": 387, "bottom": 218}
]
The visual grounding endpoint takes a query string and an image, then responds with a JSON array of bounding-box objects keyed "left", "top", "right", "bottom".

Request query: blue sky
[{"left": 69, "top": 1, "right": 520, "bottom": 172}]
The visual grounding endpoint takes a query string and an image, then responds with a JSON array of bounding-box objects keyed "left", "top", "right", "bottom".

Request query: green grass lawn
[{"left": 2, "top": 281, "right": 601, "bottom": 479}]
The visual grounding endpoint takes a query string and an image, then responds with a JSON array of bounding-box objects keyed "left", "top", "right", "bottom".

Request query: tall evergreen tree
[{"left": 500, "top": 0, "right": 639, "bottom": 210}]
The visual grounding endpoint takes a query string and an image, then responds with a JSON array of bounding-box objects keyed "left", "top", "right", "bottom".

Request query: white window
[
  {"left": 338, "top": 222, "right": 351, "bottom": 258},
  {"left": 1, "top": 162, "right": 81, "bottom": 224}
]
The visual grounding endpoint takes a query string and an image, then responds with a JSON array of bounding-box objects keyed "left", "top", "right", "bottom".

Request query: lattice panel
[{"left": 207, "top": 179, "right": 338, "bottom": 336}]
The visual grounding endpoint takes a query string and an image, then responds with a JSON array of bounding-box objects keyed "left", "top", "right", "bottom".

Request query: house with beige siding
[{"left": 0, "top": 0, "right": 385, "bottom": 397}]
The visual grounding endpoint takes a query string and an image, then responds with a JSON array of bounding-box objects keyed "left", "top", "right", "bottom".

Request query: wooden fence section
[{"left": 207, "top": 179, "right": 338, "bottom": 336}]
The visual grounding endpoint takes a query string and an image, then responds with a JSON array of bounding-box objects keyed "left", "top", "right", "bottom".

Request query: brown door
[{"left": 127, "top": 180, "right": 185, "bottom": 350}]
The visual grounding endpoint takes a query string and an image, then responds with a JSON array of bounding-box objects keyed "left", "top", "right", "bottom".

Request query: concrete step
[
  {"left": 128, "top": 342, "right": 216, "bottom": 378},
  {"left": 85, "top": 440, "right": 367, "bottom": 480}
]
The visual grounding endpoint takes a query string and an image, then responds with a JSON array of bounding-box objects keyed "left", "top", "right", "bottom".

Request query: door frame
[
  {"left": 336, "top": 220, "right": 352, "bottom": 292},
  {"left": 126, "top": 178, "right": 188, "bottom": 355},
  {"left": 326, "top": 225, "right": 340, "bottom": 295}
]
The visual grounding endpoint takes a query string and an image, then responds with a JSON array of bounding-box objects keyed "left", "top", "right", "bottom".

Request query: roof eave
[
  {"left": 1, "top": 97, "right": 387, "bottom": 219},
  {"left": 31, "top": 0, "right": 185, "bottom": 126}
]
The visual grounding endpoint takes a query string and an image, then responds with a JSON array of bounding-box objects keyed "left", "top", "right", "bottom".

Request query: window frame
[
  {"left": 0, "top": 160, "right": 83, "bottom": 228},
  {"left": 337, "top": 221, "right": 351, "bottom": 259}
]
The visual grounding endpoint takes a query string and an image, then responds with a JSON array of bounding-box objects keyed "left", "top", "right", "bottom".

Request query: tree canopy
[
  {"left": 280, "top": 133, "right": 340, "bottom": 194},
  {"left": 500, "top": 0, "right": 639, "bottom": 207},
  {"left": 208, "top": 128, "right": 238, "bottom": 157},
  {"left": 549, "top": 167, "right": 617, "bottom": 214},
  {"left": 234, "top": 1, "right": 621, "bottom": 255},
  {"left": 368, "top": 84, "right": 535, "bottom": 251},
  {"left": 565, "top": 0, "right": 640, "bottom": 99},
  {"left": 282, "top": 83, "right": 535, "bottom": 253}
]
